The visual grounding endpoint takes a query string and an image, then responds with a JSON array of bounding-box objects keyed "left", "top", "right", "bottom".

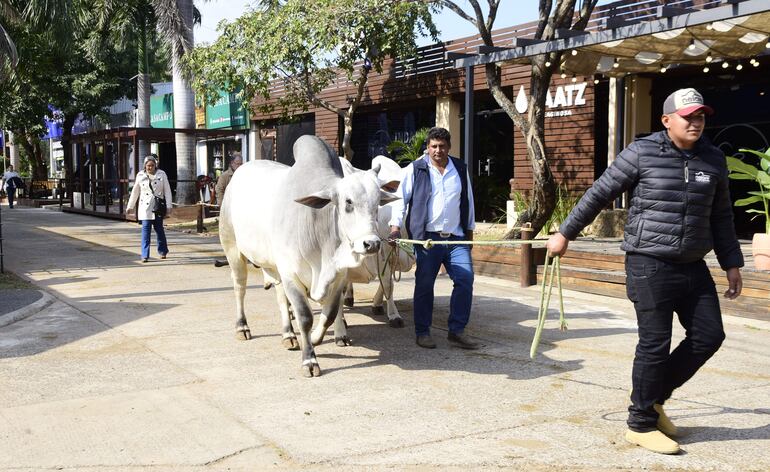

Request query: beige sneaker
[
  {"left": 654, "top": 403, "right": 678, "bottom": 437},
  {"left": 625, "top": 429, "right": 680, "bottom": 454}
]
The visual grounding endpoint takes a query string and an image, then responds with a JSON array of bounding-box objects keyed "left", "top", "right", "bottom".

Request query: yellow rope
[{"left": 395, "top": 238, "right": 548, "bottom": 250}]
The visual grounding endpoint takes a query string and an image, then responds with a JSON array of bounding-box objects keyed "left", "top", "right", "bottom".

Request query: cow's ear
[
  {"left": 379, "top": 190, "right": 400, "bottom": 205},
  {"left": 380, "top": 180, "right": 400, "bottom": 192},
  {"left": 295, "top": 189, "right": 335, "bottom": 208}
]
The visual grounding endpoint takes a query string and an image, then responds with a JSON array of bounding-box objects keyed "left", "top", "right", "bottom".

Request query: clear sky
[{"left": 194, "top": 0, "right": 616, "bottom": 47}]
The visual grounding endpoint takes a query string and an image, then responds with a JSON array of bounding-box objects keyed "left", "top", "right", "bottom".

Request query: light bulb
[
  {"left": 722, "top": 61, "right": 729, "bottom": 69},
  {"left": 766, "top": 41, "right": 770, "bottom": 49},
  {"left": 571, "top": 74, "right": 577, "bottom": 83},
  {"left": 560, "top": 72, "right": 567, "bottom": 79},
  {"left": 703, "top": 66, "right": 710, "bottom": 73},
  {"left": 687, "top": 39, "right": 696, "bottom": 50},
  {"left": 736, "top": 63, "right": 743, "bottom": 71},
  {"left": 706, "top": 23, "right": 713, "bottom": 30},
  {"left": 594, "top": 79, "right": 599, "bottom": 84},
  {"left": 753, "top": 59, "right": 760, "bottom": 67},
  {"left": 545, "top": 60, "right": 551, "bottom": 67},
  {"left": 706, "top": 54, "right": 713, "bottom": 63},
  {"left": 571, "top": 49, "right": 578, "bottom": 56},
  {"left": 660, "top": 66, "right": 667, "bottom": 73},
  {"left": 613, "top": 58, "right": 619, "bottom": 68}
]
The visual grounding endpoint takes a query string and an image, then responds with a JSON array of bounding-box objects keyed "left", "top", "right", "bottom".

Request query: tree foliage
[
  {"left": 439, "top": 0, "right": 599, "bottom": 238},
  {"left": 186, "top": 0, "right": 438, "bottom": 159}
]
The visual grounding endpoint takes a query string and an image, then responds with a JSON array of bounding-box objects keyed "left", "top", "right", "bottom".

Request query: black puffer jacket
[{"left": 560, "top": 130, "right": 744, "bottom": 270}]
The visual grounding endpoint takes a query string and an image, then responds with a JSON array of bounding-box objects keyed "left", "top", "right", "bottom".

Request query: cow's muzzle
[{"left": 353, "top": 236, "right": 380, "bottom": 255}]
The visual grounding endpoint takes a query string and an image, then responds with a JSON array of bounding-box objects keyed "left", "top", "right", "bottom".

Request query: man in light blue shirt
[{"left": 388, "top": 127, "right": 479, "bottom": 349}]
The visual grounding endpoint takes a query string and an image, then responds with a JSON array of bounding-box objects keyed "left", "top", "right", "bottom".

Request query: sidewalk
[{"left": 1, "top": 207, "right": 768, "bottom": 471}]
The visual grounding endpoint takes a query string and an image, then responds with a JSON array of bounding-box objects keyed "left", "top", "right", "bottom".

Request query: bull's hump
[{"left": 292, "top": 135, "right": 343, "bottom": 178}]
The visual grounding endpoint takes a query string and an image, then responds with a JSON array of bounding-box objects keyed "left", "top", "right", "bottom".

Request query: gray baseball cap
[{"left": 663, "top": 88, "right": 714, "bottom": 116}]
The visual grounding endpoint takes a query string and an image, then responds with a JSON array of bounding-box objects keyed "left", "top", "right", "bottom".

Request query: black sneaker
[{"left": 447, "top": 332, "right": 480, "bottom": 350}]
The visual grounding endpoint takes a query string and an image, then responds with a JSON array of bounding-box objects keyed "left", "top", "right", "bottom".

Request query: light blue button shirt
[{"left": 389, "top": 155, "right": 476, "bottom": 236}]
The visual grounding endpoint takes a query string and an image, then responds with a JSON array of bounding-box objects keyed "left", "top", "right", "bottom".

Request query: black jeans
[{"left": 625, "top": 253, "right": 725, "bottom": 432}]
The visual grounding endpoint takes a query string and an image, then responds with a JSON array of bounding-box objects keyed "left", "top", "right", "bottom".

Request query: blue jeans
[
  {"left": 141, "top": 215, "right": 169, "bottom": 259},
  {"left": 413, "top": 232, "right": 474, "bottom": 337}
]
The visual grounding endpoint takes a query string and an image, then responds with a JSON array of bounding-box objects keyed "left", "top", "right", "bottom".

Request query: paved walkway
[{"left": 1, "top": 207, "right": 768, "bottom": 471}]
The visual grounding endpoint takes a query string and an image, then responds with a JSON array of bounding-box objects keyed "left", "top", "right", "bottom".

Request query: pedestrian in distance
[
  {"left": 2, "top": 165, "right": 21, "bottom": 209},
  {"left": 547, "top": 88, "right": 743, "bottom": 455},
  {"left": 214, "top": 151, "right": 243, "bottom": 206},
  {"left": 126, "top": 155, "right": 173, "bottom": 263},
  {"left": 389, "top": 126, "right": 480, "bottom": 350}
]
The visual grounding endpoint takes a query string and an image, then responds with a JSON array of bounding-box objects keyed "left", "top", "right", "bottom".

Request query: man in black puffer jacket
[{"left": 548, "top": 88, "right": 743, "bottom": 455}]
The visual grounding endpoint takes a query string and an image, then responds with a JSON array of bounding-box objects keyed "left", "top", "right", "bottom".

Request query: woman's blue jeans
[
  {"left": 141, "top": 215, "right": 168, "bottom": 259},
  {"left": 413, "top": 232, "right": 474, "bottom": 337}
]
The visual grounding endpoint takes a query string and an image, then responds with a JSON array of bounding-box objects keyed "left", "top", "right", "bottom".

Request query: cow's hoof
[
  {"left": 343, "top": 297, "right": 354, "bottom": 308},
  {"left": 371, "top": 306, "right": 385, "bottom": 317},
  {"left": 235, "top": 328, "right": 252, "bottom": 340},
  {"left": 301, "top": 364, "right": 322, "bottom": 378},
  {"left": 388, "top": 318, "right": 405, "bottom": 328},
  {"left": 264, "top": 282, "right": 273, "bottom": 290},
  {"left": 282, "top": 337, "right": 300, "bottom": 350},
  {"left": 335, "top": 336, "right": 352, "bottom": 347}
]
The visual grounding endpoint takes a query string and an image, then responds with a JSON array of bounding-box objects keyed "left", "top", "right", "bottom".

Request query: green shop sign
[
  {"left": 206, "top": 90, "right": 248, "bottom": 130},
  {"left": 150, "top": 94, "right": 174, "bottom": 128}
]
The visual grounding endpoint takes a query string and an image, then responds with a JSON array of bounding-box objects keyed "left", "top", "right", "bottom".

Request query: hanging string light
[
  {"left": 687, "top": 39, "right": 696, "bottom": 50},
  {"left": 660, "top": 65, "right": 667, "bottom": 73},
  {"left": 560, "top": 69, "right": 567, "bottom": 79},
  {"left": 613, "top": 58, "right": 620, "bottom": 69},
  {"left": 571, "top": 49, "right": 578, "bottom": 56},
  {"left": 571, "top": 74, "right": 577, "bottom": 83},
  {"left": 706, "top": 22, "right": 714, "bottom": 30},
  {"left": 736, "top": 61, "right": 743, "bottom": 71},
  {"left": 703, "top": 66, "right": 710, "bottom": 73},
  {"left": 706, "top": 53, "right": 713, "bottom": 63},
  {"left": 722, "top": 61, "right": 730, "bottom": 69}
]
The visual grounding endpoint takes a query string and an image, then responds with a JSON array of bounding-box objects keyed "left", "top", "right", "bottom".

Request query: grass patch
[
  {"left": 0, "top": 272, "right": 33, "bottom": 289},
  {"left": 166, "top": 217, "right": 220, "bottom": 235}
]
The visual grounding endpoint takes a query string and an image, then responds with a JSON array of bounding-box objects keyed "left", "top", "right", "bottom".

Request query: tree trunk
[
  {"left": 61, "top": 114, "right": 76, "bottom": 200},
  {"left": 136, "top": 12, "right": 151, "bottom": 161},
  {"left": 341, "top": 112, "right": 353, "bottom": 160},
  {"left": 516, "top": 66, "right": 557, "bottom": 236},
  {"left": 30, "top": 135, "right": 48, "bottom": 180},
  {"left": 172, "top": 0, "right": 197, "bottom": 205}
]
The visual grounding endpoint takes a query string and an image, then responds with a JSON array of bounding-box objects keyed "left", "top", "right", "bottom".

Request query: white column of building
[{"left": 435, "top": 96, "right": 462, "bottom": 155}]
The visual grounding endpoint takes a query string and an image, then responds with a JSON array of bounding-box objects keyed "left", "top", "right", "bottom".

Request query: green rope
[
  {"left": 395, "top": 238, "right": 548, "bottom": 249},
  {"left": 394, "top": 237, "right": 565, "bottom": 359}
]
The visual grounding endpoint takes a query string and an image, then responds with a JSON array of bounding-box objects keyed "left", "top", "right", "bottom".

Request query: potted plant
[{"left": 726, "top": 148, "right": 770, "bottom": 270}]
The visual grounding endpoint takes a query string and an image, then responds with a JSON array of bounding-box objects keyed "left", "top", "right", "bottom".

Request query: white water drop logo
[{"left": 515, "top": 86, "right": 528, "bottom": 113}]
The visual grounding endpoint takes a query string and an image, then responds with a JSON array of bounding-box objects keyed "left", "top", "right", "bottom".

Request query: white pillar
[
  {"left": 8, "top": 131, "right": 20, "bottom": 169},
  {"left": 435, "top": 95, "right": 462, "bottom": 156}
]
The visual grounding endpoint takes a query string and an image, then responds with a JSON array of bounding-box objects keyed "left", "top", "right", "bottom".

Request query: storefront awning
[{"left": 454, "top": 0, "right": 770, "bottom": 77}]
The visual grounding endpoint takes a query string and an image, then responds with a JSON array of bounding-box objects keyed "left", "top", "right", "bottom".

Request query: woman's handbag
[
  {"left": 153, "top": 195, "right": 167, "bottom": 218},
  {"left": 150, "top": 178, "right": 167, "bottom": 218}
]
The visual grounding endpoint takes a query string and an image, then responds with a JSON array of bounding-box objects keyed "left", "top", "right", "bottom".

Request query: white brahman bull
[
  {"left": 219, "top": 135, "right": 396, "bottom": 377},
  {"left": 339, "top": 156, "right": 415, "bottom": 329}
]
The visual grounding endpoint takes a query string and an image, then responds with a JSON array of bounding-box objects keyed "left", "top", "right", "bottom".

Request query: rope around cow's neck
[{"left": 394, "top": 237, "right": 564, "bottom": 358}]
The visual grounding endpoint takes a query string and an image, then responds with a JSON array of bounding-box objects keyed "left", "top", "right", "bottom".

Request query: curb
[{"left": 0, "top": 291, "right": 55, "bottom": 328}]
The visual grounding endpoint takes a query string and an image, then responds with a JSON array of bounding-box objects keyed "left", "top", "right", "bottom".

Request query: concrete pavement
[{"left": 1, "top": 207, "right": 768, "bottom": 471}]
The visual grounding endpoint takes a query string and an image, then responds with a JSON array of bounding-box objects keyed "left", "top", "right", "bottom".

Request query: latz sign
[
  {"left": 546, "top": 83, "right": 587, "bottom": 109},
  {"left": 515, "top": 83, "right": 588, "bottom": 117}
]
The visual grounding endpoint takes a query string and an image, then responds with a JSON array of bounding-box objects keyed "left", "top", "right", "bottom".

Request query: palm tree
[
  {"left": 96, "top": 0, "right": 157, "bottom": 160},
  {"left": 154, "top": 0, "right": 196, "bottom": 204},
  {"left": 98, "top": 0, "right": 198, "bottom": 204},
  {"left": 0, "top": 1, "right": 20, "bottom": 73}
]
